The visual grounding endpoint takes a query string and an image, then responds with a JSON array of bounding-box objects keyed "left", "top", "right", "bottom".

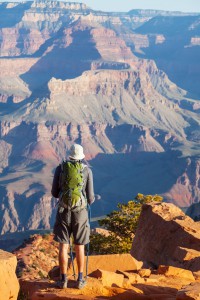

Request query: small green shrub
[
  {"left": 90, "top": 193, "right": 163, "bottom": 254},
  {"left": 38, "top": 270, "right": 46, "bottom": 279},
  {"left": 43, "top": 233, "right": 51, "bottom": 240}
]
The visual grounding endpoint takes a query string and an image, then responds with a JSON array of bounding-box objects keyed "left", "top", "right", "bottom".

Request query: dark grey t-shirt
[{"left": 51, "top": 161, "right": 95, "bottom": 205}]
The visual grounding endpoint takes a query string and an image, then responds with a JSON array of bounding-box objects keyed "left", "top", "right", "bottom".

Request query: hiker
[{"left": 51, "top": 144, "right": 95, "bottom": 289}]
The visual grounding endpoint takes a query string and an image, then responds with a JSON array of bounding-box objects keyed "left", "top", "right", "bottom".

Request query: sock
[
  {"left": 61, "top": 274, "right": 67, "bottom": 281},
  {"left": 78, "top": 272, "right": 83, "bottom": 281}
]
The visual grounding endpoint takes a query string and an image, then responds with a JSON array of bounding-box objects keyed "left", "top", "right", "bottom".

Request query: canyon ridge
[{"left": 0, "top": 0, "right": 199, "bottom": 234}]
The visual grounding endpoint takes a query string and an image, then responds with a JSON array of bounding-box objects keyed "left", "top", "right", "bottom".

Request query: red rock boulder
[
  {"left": 0, "top": 249, "right": 19, "bottom": 300},
  {"left": 131, "top": 202, "right": 200, "bottom": 271}
]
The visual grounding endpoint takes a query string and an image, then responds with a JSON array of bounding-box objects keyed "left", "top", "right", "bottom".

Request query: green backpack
[{"left": 59, "top": 161, "right": 86, "bottom": 210}]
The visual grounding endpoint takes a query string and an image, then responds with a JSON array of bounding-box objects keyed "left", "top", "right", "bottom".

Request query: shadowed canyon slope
[{"left": 0, "top": 0, "right": 199, "bottom": 234}]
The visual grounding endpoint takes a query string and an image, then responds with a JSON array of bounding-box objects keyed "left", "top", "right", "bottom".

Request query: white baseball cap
[{"left": 69, "top": 144, "right": 85, "bottom": 160}]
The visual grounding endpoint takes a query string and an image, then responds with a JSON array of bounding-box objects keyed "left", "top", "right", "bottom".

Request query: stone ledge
[{"left": 0, "top": 249, "right": 19, "bottom": 300}]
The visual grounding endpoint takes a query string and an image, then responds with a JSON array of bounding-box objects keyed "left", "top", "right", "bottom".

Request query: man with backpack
[{"left": 51, "top": 144, "right": 95, "bottom": 289}]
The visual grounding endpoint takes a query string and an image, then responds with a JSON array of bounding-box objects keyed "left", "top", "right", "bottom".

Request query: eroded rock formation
[
  {"left": 0, "top": 1, "right": 199, "bottom": 234},
  {"left": 13, "top": 214, "right": 200, "bottom": 300},
  {"left": 131, "top": 202, "right": 200, "bottom": 271}
]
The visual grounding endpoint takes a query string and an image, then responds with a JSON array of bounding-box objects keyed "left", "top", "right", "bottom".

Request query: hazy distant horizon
[
  {"left": 0, "top": 0, "right": 200, "bottom": 13},
  {"left": 72, "top": 0, "right": 200, "bottom": 13}
]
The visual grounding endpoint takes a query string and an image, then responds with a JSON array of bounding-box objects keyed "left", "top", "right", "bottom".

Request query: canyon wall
[{"left": 0, "top": 1, "right": 199, "bottom": 234}]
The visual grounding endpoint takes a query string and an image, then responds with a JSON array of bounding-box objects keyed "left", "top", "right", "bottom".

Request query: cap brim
[{"left": 69, "top": 155, "right": 85, "bottom": 160}]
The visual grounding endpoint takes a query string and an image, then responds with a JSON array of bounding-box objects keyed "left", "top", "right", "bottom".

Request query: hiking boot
[
  {"left": 77, "top": 279, "right": 87, "bottom": 289},
  {"left": 56, "top": 279, "right": 68, "bottom": 289}
]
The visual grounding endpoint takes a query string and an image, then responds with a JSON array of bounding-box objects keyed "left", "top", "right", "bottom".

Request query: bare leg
[
  {"left": 59, "top": 243, "right": 69, "bottom": 275},
  {"left": 75, "top": 244, "right": 85, "bottom": 273}
]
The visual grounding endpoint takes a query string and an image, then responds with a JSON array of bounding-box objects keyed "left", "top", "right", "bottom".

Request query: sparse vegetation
[
  {"left": 38, "top": 270, "right": 46, "bottom": 279},
  {"left": 90, "top": 193, "right": 163, "bottom": 254},
  {"left": 42, "top": 233, "right": 51, "bottom": 240}
]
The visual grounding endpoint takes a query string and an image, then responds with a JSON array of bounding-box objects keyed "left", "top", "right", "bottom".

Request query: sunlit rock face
[
  {"left": 13, "top": 209, "right": 200, "bottom": 300},
  {"left": 0, "top": 1, "right": 199, "bottom": 234},
  {"left": 0, "top": 250, "right": 19, "bottom": 300},
  {"left": 131, "top": 202, "right": 200, "bottom": 271}
]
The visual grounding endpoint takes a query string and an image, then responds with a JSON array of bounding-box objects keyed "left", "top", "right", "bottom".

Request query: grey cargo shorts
[{"left": 53, "top": 207, "right": 90, "bottom": 245}]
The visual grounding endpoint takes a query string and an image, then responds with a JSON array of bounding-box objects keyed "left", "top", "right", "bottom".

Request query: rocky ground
[
  {"left": 14, "top": 237, "right": 200, "bottom": 300},
  {"left": 8, "top": 202, "right": 200, "bottom": 300},
  {"left": 18, "top": 270, "right": 200, "bottom": 300}
]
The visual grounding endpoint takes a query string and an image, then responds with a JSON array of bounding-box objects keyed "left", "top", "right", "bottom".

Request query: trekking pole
[
  {"left": 69, "top": 240, "right": 76, "bottom": 279},
  {"left": 85, "top": 242, "right": 90, "bottom": 279},
  {"left": 85, "top": 204, "right": 91, "bottom": 279}
]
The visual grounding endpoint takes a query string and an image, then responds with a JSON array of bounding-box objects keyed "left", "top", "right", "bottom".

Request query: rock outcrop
[
  {"left": 177, "top": 282, "right": 200, "bottom": 300},
  {"left": 13, "top": 206, "right": 200, "bottom": 300},
  {"left": 14, "top": 234, "right": 59, "bottom": 280},
  {"left": 131, "top": 202, "right": 200, "bottom": 271},
  {"left": 13, "top": 233, "right": 141, "bottom": 280},
  {"left": 0, "top": 249, "right": 19, "bottom": 300},
  {"left": 16, "top": 240, "right": 200, "bottom": 300}
]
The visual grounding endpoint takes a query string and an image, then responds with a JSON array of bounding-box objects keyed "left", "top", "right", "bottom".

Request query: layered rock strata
[{"left": 0, "top": 1, "right": 199, "bottom": 235}]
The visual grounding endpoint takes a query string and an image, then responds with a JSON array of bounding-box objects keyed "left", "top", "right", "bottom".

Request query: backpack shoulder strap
[
  {"left": 59, "top": 161, "right": 67, "bottom": 189},
  {"left": 81, "top": 162, "right": 88, "bottom": 177}
]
